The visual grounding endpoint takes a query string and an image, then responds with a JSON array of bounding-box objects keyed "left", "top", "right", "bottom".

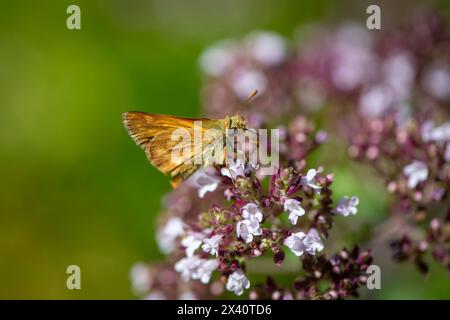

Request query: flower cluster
[
  {"left": 133, "top": 150, "right": 368, "bottom": 299},
  {"left": 200, "top": 9, "right": 450, "bottom": 125},
  {"left": 250, "top": 246, "right": 372, "bottom": 300},
  {"left": 199, "top": 31, "right": 291, "bottom": 127},
  {"left": 198, "top": 8, "right": 450, "bottom": 274},
  {"left": 390, "top": 218, "right": 450, "bottom": 274},
  {"left": 348, "top": 115, "right": 450, "bottom": 273},
  {"left": 289, "top": 10, "right": 450, "bottom": 120}
]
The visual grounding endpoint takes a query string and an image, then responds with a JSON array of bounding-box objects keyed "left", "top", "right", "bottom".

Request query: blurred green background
[{"left": 0, "top": 0, "right": 449, "bottom": 299}]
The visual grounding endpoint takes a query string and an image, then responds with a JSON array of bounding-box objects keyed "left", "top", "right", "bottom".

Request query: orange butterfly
[{"left": 123, "top": 112, "right": 248, "bottom": 187}]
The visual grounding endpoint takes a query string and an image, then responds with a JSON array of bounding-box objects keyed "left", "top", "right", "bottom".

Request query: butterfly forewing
[{"left": 123, "top": 112, "right": 226, "bottom": 187}]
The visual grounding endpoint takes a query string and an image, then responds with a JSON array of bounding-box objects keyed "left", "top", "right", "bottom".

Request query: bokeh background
[{"left": 0, "top": 0, "right": 449, "bottom": 299}]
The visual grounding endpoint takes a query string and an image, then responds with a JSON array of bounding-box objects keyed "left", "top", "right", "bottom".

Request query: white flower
[
  {"left": 199, "top": 41, "right": 236, "bottom": 77},
  {"left": 226, "top": 269, "right": 250, "bottom": 296},
  {"left": 221, "top": 160, "right": 246, "bottom": 179},
  {"left": 236, "top": 216, "right": 261, "bottom": 243},
  {"left": 236, "top": 203, "right": 263, "bottom": 243},
  {"left": 284, "top": 228, "right": 324, "bottom": 256},
  {"left": 284, "top": 231, "right": 307, "bottom": 256},
  {"left": 241, "top": 203, "right": 263, "bottom": 222},
  {"left": 403, "top": 161, "right": 428, "bottom": 189},
  {"left": 301, "top": 168, "right": 322, "bottom": 192},
  {"left": 199, "top": 182, "right": 219, "bottom": 198},
  {"left": 435, "top": 124, "right": 450, "bottom": 141},
  {"left": 236, "top": 220, "right": 253, "bottom": 243},
  {"left": 156, "top": 217, "right": 184, "bottom": 254},
  {"left": 359, "top": 84, "right": 393, "bottom": 118},
  {"left": 283, "top": 199, "right": 305, "bottom": 225},
  {"left": 175, "top": 256, "right": 200, "bottom": 282},
  {"left": 187, "top": 168, "right": 221, "bottom": 198},
  {"left": 421, "top": 121, "right": 450, "bottom": 143},
  {"left": 194, "top": 259, "right": 218, "bottom": 284},
  {"left": 182, "top": 232, "right": 206, "bottom": 257},
  {"left": 175, "top": 256, "right": 218, "bottom": 284},
  {"left": 245, "top": 31, "right": 286, "bottom": 66},
  {"left": 302, "top": 228, "right": 324, "bottom": 254},
  {"left": 334, "top": 196, "right": 359, "bottom": 217},
  {"left": 202, "top": 234, "right": 223, "bottom": 257},
  {"left": 383, "top": 52, "right": 415, "bottom": 100},
  {"left": 130, "top": 263, "right": 152, "bottom": 295},
  {"left": 422, "top": 65, "right": 450, "bottom": 102},
  {"left": 232, "top": 69, "right": 267, "bottom": 100}
]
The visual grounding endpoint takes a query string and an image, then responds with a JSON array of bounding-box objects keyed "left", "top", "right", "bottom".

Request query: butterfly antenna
[{"left": 243, "top": 90, "right": 258, "bottom": 106}]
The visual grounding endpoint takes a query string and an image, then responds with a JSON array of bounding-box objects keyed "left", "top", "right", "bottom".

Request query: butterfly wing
[{"left": 123, "top": 112, "right": 225, "bottom": 187}]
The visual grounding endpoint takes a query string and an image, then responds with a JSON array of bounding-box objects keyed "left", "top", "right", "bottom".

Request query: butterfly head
[{"left": 227, "top": 115, "right": 247, "bottom": 130}]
